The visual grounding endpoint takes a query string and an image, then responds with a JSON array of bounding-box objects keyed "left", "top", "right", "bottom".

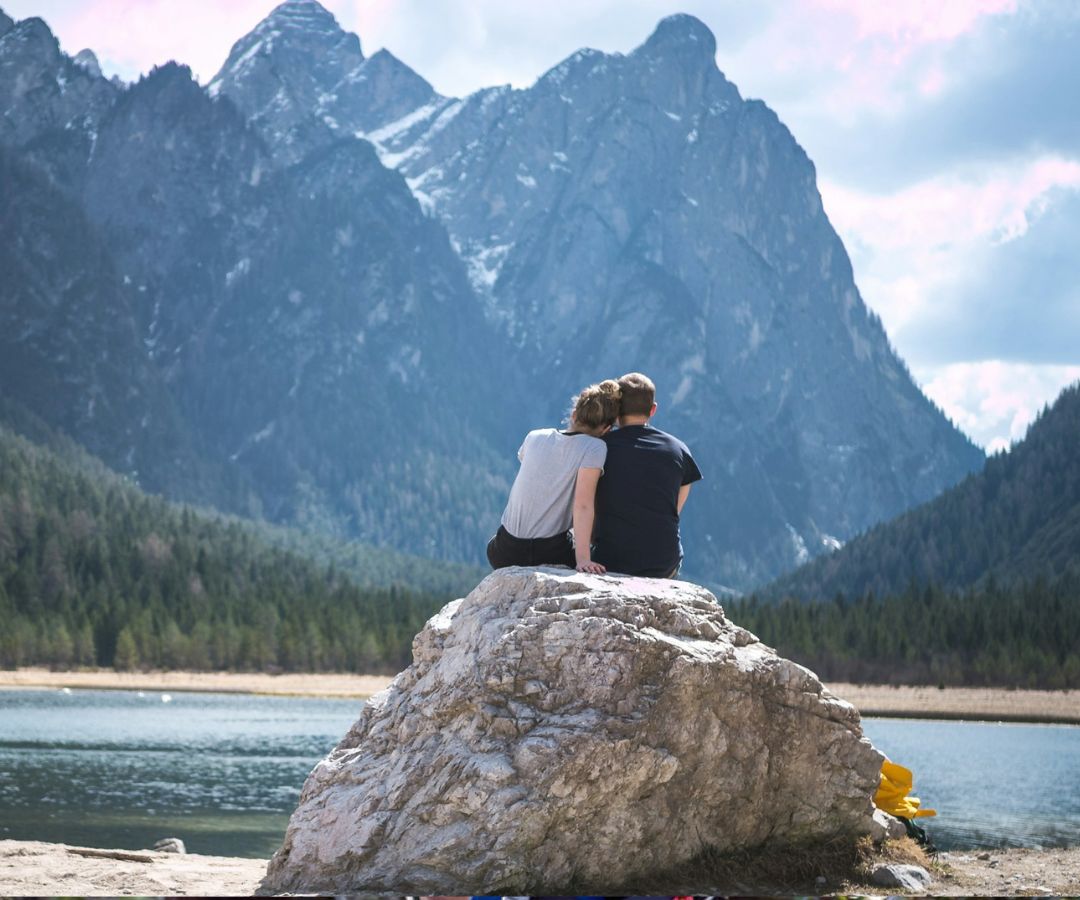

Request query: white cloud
[
  {"left": 715, "top": 0, "right": 1020, "bottom": 129},
  {"left": 916, "top": 361, "right": 1080, "bottom": 453},
  {"left": 819, "top": 155, "right": 1080, "bottom": 358},
  {"left": 811, "top": 0, "right": 1019, "bottom": 44}
]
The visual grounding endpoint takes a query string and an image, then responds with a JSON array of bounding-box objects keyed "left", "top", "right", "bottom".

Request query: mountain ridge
[
  {"left": 763, "top": 380, "right": 1080, "bottom": 601},
  {"left": 0, "top": 4, "right": 984, "bottom": 589}
]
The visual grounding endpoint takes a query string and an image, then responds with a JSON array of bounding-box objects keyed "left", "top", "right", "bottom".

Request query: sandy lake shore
[
  {"left": 827, "top": 682, "right": 1080, "bottom": 725},
  {"left": 0, "top": 840, "right": 266, "bottom": 896},
  {"left": 0, "top": 666, "right": 393, "bottom": 698},
  {"left": 2, "top": 668, "right": 1078, "bottom": 723},
  {"left": 3, "top": 839, "right": 1079, "bottom": 896}
]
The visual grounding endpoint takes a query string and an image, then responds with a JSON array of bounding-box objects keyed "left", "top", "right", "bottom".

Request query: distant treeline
[
  {"left": 766, "top": 382, "right": 1080, "bottom": 603},
  {"left": 0, "top": 426, "right": 459, "bottom": 672},
  {"left": 731, "top": 572, "right": 1080, "bottom": 689}
]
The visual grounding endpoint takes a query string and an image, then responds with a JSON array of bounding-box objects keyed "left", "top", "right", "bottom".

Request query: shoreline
[
  {"left": 827, "top": 681, "right": 1080, "bottom": 726},
  {"left": 1, "top": 668, "right": 1078, "bottom": 724},
  {"left": 1, "top": 840, "right": 1078, "bottom": 896},
  {"left": 0, "top": 667, "right": 392, "bottom": 698}
]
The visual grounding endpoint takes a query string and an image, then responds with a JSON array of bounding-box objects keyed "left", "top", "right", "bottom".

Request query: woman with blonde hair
[{"left": 487, "top": 380, "right": 621, "bottom": 573}]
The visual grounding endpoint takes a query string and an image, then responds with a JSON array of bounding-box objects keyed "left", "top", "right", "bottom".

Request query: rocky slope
[
  {"left": 0, "top": 147, "right": 213, "bottom": 499},
  {"left": 206, "top": 0, "right": 437, "bottom": 164},
  {"left": 765, "top": 380, "right": 1080, "bottom": 601},
  {"left": 1, "top": 1, "right": 983, "bottom": 587},
  {"left": 214, "top": 5, "right": 984, "bottom": 586},
  {"left": 0, "top": 11, "right": 117, "bottom": 188},
  {"left": 1, "top": 7, "right": 520, "bottom": 556}
]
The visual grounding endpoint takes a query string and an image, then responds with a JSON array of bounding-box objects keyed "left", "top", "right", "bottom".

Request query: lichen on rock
[{"left": 260, "top": 567, "right": 884, "bottom": 895}]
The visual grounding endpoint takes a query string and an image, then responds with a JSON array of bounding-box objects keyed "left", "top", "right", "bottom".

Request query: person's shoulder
[
  {"left": 526, "top": 427, "right": 558, "bottom": 441},
  {"left": 650, "top": 425, "right": 691, "bottom": 449},
  {"left": 578, "top": 433, "right": 607, "bottom": 458}
]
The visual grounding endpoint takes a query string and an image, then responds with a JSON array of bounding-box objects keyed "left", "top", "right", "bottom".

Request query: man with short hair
[{"left": 592, "top": 372, "right": 702, "bottom": 578}]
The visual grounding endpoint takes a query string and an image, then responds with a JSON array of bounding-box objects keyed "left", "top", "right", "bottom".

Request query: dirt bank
[
  {"left": 829, "top": 682, "right": 1080, "bottom": 724},
  {"left": 3, "top": 839, "right": 1078, "bottom": 896},
  {"left": 2, "top": 669, "right": 1078, "bottom": 723},
  {"left": 0, "top": 667, "right": 391, "bottom": 698}
]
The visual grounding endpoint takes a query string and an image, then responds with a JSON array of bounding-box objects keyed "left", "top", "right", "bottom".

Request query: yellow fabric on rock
[{"left": 874, "top": 759, "right": 937, "bottom": 819}]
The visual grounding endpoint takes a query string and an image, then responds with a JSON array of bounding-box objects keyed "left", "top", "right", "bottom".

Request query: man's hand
[{"left": 576, "top": 560, "right": 606, "bottom": 574}]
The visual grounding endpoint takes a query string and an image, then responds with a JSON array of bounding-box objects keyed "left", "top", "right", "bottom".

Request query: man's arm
[{"left": 677, "top": 483, "right": 692, "bottom": 516}]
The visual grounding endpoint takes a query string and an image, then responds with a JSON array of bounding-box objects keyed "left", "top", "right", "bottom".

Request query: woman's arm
[{"left": 572, "top": 467, "right": 605, "bottom": 574}]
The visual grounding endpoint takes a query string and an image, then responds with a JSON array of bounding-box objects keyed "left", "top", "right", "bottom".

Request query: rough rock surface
[
  {"left": 871, "top": 862, "right": 934, "bottom": 889},
  {"left": 261, "top": 568, "right": 884, "bottom": 895},
  {"left": 869, "top": 807, "right": 908, "bottom": 844}
]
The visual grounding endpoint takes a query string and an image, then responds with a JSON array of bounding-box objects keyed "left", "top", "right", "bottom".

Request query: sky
[{"left": 6, "top": 0, "right": 1079, "bottom": 453}]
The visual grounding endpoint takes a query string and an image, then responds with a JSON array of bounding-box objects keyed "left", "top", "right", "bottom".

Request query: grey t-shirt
[{"left": 500, "top": 428, "right": 607, "bottom": 539}]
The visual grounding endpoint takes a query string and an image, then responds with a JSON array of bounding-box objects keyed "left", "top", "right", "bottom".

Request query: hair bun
[
  {"left": 596, "top": 379, "right": 622, "bottom": 399},
  {"left": 568, "top": 379, "right": 623, "bottom": 431}
]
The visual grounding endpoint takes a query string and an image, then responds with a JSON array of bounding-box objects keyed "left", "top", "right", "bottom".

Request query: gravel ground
[
  {"left": 0, "top": 840, "right": 265, "bottom": 896},
  {"left": 924, "top": 846, "right": 1080, "bottom": 896},
  {"left": 4, "top": 839, "right": 1079, "bottom": 896}
]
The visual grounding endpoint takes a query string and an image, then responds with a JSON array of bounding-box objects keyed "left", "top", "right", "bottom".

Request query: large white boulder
[{"left": 261, "top": 568, "right": 883, "bottom": 894}]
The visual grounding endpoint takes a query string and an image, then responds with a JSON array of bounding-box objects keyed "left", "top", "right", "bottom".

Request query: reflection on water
[
  {"left": 0, "top": 688, "right": 361, "bottom": 857},
  {"left": 862, "top": 717, "right": 1080, "bottom": 850},
  {"left": 0, "top": 689, "right": 1077, "bottom": 856}
]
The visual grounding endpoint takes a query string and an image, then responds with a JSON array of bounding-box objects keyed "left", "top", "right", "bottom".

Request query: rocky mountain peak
[
  {"left": 264, "top": 0, "right": 344, "bottom": 34},
  {"left": 2, "top": 15, "right": 61, "bottom": 59},
  {"left": 136, "top": 60, "right": 201, "bottom": 96},
  {"left": 206, "top": 0, "right": 366, "bottom": 164},
  {"left": 0, "top": 4, "right": 989, "bottom": 590},
  {"left": 343, "top": 48, "right": 439, "bottom": 132},
  {"left": 207, "top": 0, "right": 361, "bottom": 95},
  {"left": 73, "top": 47, "right": 102, "bottom": 78},
  {"left": 0, "top": 9, "right": 118, "bottom": 174},
  {"left": 637, "top": 13, "right": 718, "bottom": 63},
  {"left": 364, "top": 47, "right": 428, "bottom": 85}
]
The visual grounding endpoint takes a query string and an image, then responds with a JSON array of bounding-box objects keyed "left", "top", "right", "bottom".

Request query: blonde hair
[{"left": 569, "top": 379, "right": 622, "bottom": 431}]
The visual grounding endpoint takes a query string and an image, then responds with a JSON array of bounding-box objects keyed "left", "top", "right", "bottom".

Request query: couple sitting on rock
[{"left": 487, "top": 372, "right": 702, "bottom": 578}]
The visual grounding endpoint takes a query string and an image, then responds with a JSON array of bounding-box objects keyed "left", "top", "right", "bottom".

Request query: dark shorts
[{"left": 486, "top": 524, "right": 575, "bottom": 570}]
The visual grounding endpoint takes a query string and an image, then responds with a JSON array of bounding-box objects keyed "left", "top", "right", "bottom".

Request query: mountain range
[
  {"left": 764, "top": 380, "right": 1080, "bottom": 601},
  {"left": 0, "top": 1, "right": 985, "bottom": 589}
]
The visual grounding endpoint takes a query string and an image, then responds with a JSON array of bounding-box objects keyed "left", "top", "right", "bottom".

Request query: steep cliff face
[
  {"left": 0, "top": 11, "right": 518, "bottom": 555},
  {"left": 0, "top": 147, "right": 213, "bottom": 499},
  {"left": 80, "top": 60, "right": 518, "bottom": 549},
  {"left": 206, "top": 0, "right": 437, "bottom": 164},
  {"left": 315, "top": 13, "right": 986, "bottom": 585},
  {"left": 1, "top": 3, "right": 984, "bottom": 587},
  {"left": 0, "top": 12, "right": 117, "bottom": 188}
]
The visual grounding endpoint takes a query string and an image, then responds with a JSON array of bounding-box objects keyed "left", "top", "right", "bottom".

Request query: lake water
[{"left": 1, "top": 688, "right": 1078, "bottom": 857}]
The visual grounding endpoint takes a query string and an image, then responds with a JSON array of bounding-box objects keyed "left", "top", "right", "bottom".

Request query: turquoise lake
[{"left": 1, "top": 688, "right": 1077, "bottom": 858}]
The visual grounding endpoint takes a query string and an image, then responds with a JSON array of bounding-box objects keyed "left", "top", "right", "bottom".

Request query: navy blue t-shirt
[{"left": 592, "top": 423, "right": 702, "bottom": 577}]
